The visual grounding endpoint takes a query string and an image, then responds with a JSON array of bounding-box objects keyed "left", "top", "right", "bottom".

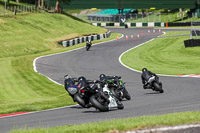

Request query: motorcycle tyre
[
  {"left": 153, "top": 82, "right": 164, "bottom": 93},
  {"left": 90, "top": 95, "right": 109, "bottom": 112},
  {"left": 124, "top": 89, "right": 131, "bottom": 100},
  {"left": 110, "top": 87, "right": 123, "bottom": 101},
  {"left": 74, "top": 94, "right": 88, "bottom": 108},
  {"left": 86, "top": 46, "right": 90, "bottom": 51},
  {"left": 117, "top": 102, "right": 124, "bottom": 109}
]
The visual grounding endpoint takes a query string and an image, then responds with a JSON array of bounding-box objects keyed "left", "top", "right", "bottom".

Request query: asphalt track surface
[{"left": 1, "top": 28, "right": 200, "bottom": 133}]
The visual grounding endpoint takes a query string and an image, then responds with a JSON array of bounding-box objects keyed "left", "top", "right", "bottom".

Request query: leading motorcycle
[{"left": 86, "top": 40, "right": 92, "bottom": 51}]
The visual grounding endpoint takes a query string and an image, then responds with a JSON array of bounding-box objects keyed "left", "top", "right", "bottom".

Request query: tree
[
  {"left": 55, "top": 0, "right": 71, "bottom": 12},
  {"left": 38, "top": 0, "right": 40, "bottom": 8}
]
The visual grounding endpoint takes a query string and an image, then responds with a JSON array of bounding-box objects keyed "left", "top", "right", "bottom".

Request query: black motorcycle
[
  {"left": 73, "top": 76, "right": 99, "bottom": 108},
  {"left": 86, "top": 40, "right": 92, "bottom": 51},
  {"left": 99, "top": 74, "right": 131, "bottom": 101},
  {"left": 64, "top": 75, "right": 79, "bottom": 102},
  {"left": 145, "top": 76, "right": 164, "bottom": 93}
]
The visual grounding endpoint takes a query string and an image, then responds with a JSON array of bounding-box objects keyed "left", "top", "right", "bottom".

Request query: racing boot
[
  {"left": 100, "top": 92, "right": 110, "bottom": 104},
  {"left": 159, "top": 82, "right": 162, "bottom": 88},
  {"left": 143, "top": 84, "right": 148, "bottom": 89},
  {"left": 116, "top": 100, "right": 124, "bottom": 109},
  {"left": 85, "top": 103, "right": 92, "bottom": 108}
]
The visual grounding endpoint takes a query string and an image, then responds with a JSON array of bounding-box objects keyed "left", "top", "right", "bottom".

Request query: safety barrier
[
  {"left": 92, "top": 22, "right": 165, "bottom": 27},
  {"left": 58, "top": 31, "right": 111, "bottom": 47},
  {"left": 92, "top": 22, "right": 200, "bottom": 27},
  {"left": 184, "top": 39, "right": 200, "bottom": 48}
]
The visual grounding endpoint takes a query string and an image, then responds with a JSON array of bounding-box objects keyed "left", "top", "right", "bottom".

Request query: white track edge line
[
  {"left": 0, "top": 34, "right": 124, "bottom": 119},
  {"left": 119, "top": 32, "right": 200, "bottom": 78},
  {"left": 33, "top": 34, "right": 124, "bottom": 86},
  {"left": 0, "top": 104, "right": 79, "bottom": 119},
  {"left": 126, "top": 124, "right": 200, "bottom": 133}
]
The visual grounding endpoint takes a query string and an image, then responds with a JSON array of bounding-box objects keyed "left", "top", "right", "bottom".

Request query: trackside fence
[{"left": 58, "top": 31, "right": 111, "bottom": 47}]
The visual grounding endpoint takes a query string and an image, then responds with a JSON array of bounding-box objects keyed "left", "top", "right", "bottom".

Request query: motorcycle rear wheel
[{"left": 153, "top": 82, "right": 164, "bottom": 93}]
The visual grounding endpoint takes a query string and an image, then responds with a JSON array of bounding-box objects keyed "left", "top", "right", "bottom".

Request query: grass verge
[
  {"left": 0, "top": 12, "right": 121, "bottom": 114},
  {"left": 161, "top": 31, "right": 190, "bottom": 36},
  {"left": 9, "top": 111, "right": 200, "bottom": 133},
  {"left": 121, "top": 32, "right": 200, "bottom": 75}
]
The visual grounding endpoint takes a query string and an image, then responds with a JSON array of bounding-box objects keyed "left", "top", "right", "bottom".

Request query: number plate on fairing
[
  {"left": 103, "top": 85, "right": 117, "bottom": 108},
  {"left": 67, "top": 86, "right": 77, "bottom": 95}
]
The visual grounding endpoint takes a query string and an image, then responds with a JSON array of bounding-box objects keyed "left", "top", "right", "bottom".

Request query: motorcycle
[
  {"left": 99, "top": 74, "right": 131, "bottom": 101},
  {"left": 145, "top": 76, "right": 164, "bottom": 93},
  {"left": 73, "top": 76, "right": 98, "bottom": 108},
  {"left": 86, "top": 40, "right": 92, "bottom": 51},
  {"left": 90, "top": 80, "right": 124, "bottom": 112},
  {"left": 64, "top": 75, "right": 79, "bottom": 102}
]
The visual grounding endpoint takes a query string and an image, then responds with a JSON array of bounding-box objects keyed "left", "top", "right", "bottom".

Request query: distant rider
[
  {"left": 141, "top": 68, "right": 161, "bottom": 89},
  {"left": 86, "top": 40, "right": 92, "bottom": 50}
]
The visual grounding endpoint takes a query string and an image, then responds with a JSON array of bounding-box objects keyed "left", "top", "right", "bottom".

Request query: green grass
[
  {"left": 0, "top": 13, "right": 121, "bottom": 114},
  {"left": 161, "top": 31, "right": 190, "bottom": 36},
  {"left": 9, "top": 111, "right": 200, "bottom": 133},
  {"left": 121, "top": 33, "right": 200, "bottom": 75}
]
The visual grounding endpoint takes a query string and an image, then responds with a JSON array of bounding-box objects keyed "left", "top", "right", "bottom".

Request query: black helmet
[
  {"left": 99, "top": 74, "right": 106, "bottom": 81},
  {"left": 142, "top": 68, "right": 147, "bottom": 72},
  {"left": 78, "top": 76, "right": 86, "bottom": 82}
]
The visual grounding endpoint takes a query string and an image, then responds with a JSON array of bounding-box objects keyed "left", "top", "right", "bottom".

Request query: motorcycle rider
[
  {"left": 141, "top": 68, "right": 162, "bottom": 89},
  {"left": 99, "top": 74, "right": 124, "bottom": 109},
  {"left": 86, "top": 39, "right": 92, "bottom": 51}
]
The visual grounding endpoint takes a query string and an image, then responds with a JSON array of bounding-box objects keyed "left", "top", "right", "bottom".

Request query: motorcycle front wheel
[
  {"left": 90, "top": 95, "right": 109, "bottom": 112},
  {"left": 110, "top": 87, "right": 123, "bottom": 101},
  {"left": 74, "top": 94, "right": 88, "bottom": 108},
  {"left": 86, "top": 46, "right": 90, "bottom": 51},
  {"left": 123, "top": 89, "right": 131, "bottom": 100}
]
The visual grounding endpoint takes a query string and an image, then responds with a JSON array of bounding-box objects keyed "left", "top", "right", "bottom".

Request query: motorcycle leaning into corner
[
  {"left": 73, "top": 76, "right": 99, "bottom": 108},
  {"left": 86, "top": 40, "right": 92, "bottom": 51},
  {"left": 141, "top": 68, "right": 164, "bottom": 93}
]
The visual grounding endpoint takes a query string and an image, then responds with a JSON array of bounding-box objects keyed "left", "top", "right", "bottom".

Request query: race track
[{"left": 0, "top": 28, "right": 200, "bottom": 133}]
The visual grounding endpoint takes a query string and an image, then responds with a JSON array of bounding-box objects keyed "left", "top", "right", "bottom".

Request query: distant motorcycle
[
  {"left": 145, "top": 76, "right": 164, "bottom": 93},
  {"left": 99, "top": 74, "right": 131, "bottom": 101},
  {"left": 90, "top": 80, "right": 124, "bottom": 112},
  {"left": 86, "top": 40, "right": 92, "bottom": 51},
  {"left": 64, "top": 75, "right": 79, "bottom": 102}
]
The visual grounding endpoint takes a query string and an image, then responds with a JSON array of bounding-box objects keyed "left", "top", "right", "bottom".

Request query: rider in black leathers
[
  {"left": 86, "top": 40, "right": 92, "bottom": 50},
  {"left": 141, "top": 68, "right": 161, "bottom": 89}
]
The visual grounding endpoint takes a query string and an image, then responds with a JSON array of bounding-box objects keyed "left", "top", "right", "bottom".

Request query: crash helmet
[
  {"left": 99, "top": 74, "right": 106, "bottom": 81},
  {"left": 142, "top": 68, "right": 147, "bottom": 72},
  {"left": 78, "top": 76, "right": 86, "bottom": 82}
]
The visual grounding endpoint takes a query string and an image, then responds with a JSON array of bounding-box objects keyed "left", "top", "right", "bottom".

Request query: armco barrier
[
  {"left": 59, "top": 31, "right": 111, "bottom": 47},
  {"left": 92, "top": 22, "right": 200, "bottom": 27},
  {"left": 92, "top": 22, "right": 165, "bottom": 27}
]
